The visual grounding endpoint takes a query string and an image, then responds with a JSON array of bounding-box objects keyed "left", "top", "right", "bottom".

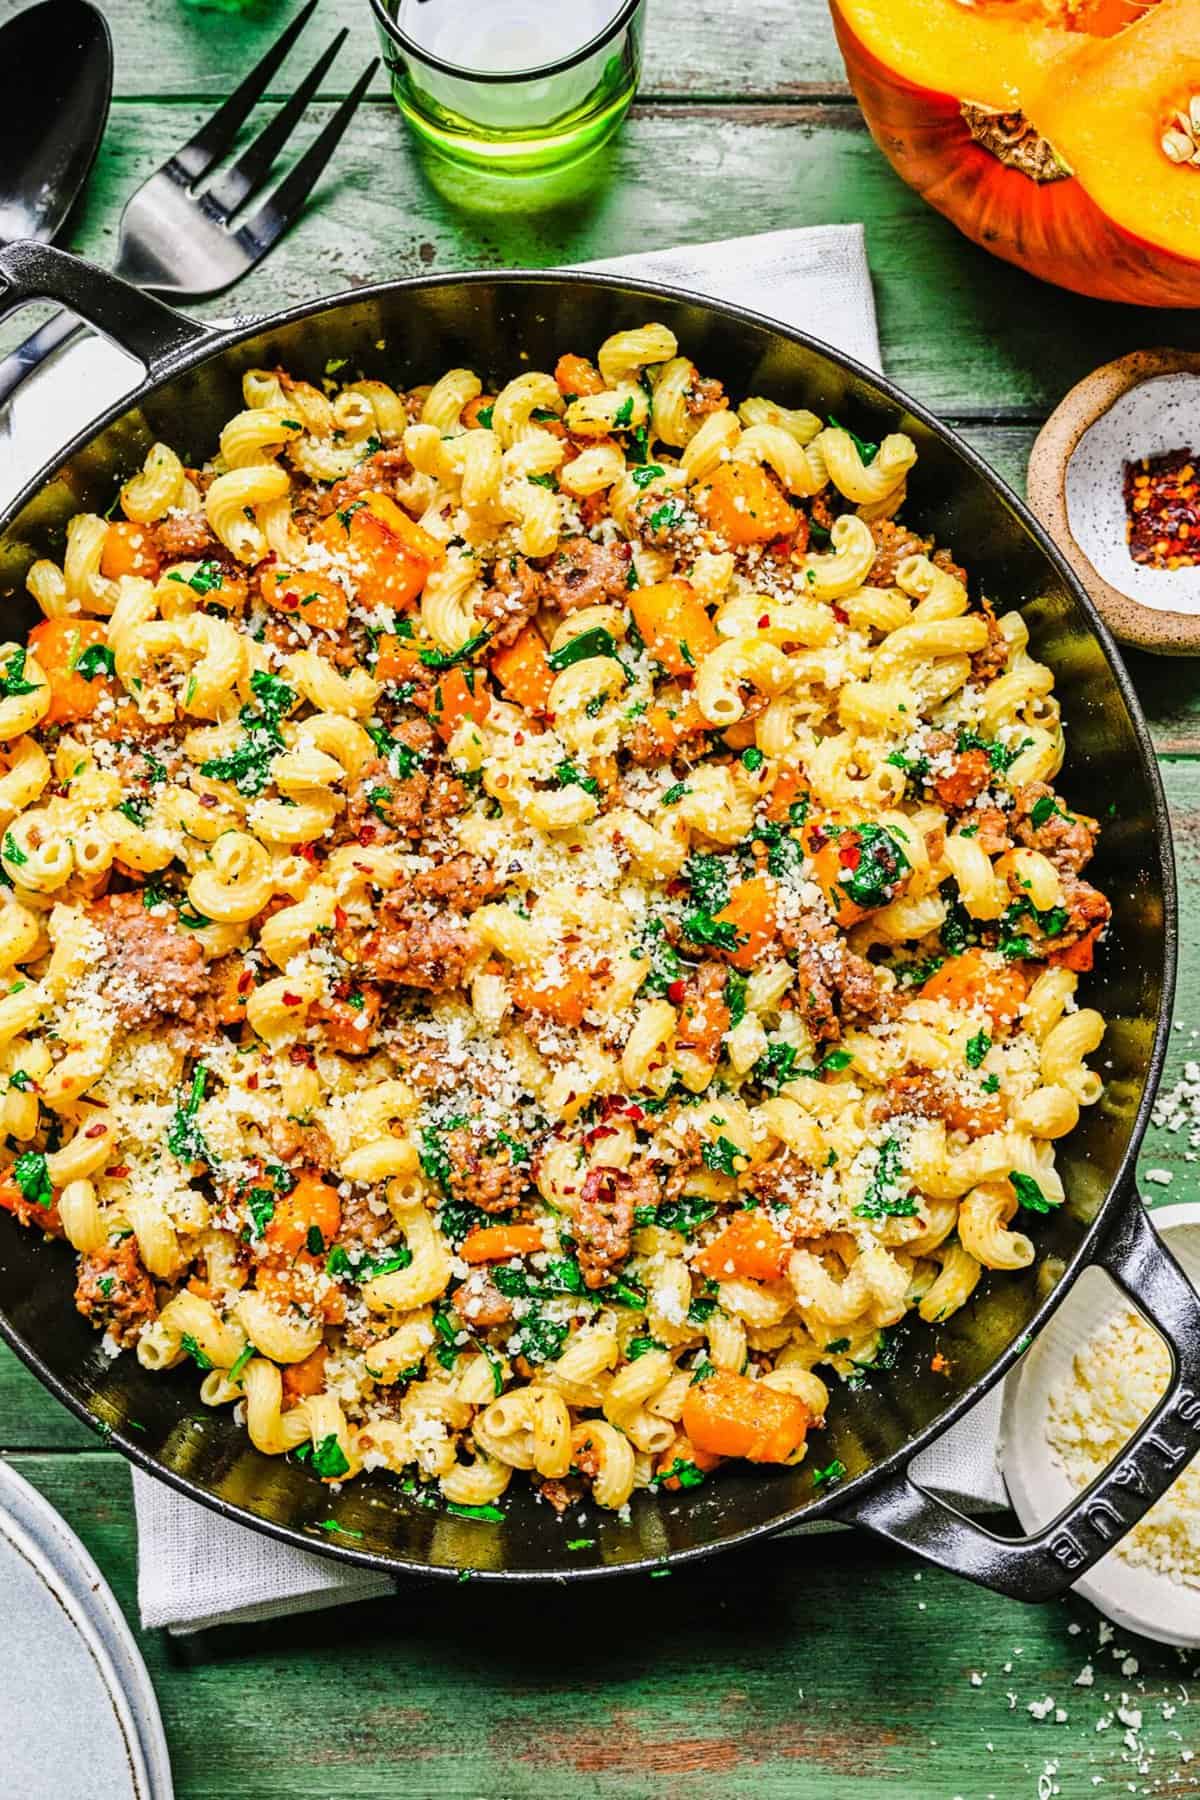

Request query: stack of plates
[{"left": 0, "top": 1459, "right": 172, "bottom": 1798}]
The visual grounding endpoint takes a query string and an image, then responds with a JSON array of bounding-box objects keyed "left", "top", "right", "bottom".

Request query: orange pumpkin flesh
[{"left": 831, "top": 0, "right": 1200, "bottom": 306}]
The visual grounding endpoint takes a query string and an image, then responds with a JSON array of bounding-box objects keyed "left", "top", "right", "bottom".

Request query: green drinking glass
[{"left": 369, "top": 0, "right": 646, "bottom": 174}]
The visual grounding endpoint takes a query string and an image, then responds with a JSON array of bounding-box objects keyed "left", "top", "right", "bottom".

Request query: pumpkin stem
[{"left": 959, "top": 103, "right": 1072, "bottom": 182}]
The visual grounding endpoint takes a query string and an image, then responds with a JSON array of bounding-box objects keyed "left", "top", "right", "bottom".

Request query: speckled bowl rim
[
  {"left": 1000, "top": 1202, "right": 1200, "bottom": 1646},
  {"left": 1028, "top": 350, "right": 1200, "bottom": 656}
]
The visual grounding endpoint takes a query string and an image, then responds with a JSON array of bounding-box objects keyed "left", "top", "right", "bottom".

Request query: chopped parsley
[
  {"left": 75, "top": 643, "right": 116, "bottom": 680},
  {"left": 632, "top": 1194, "right": 716, "bottom": 1234},
  {"left": 725, "top": 969, "right": 748, "bottom": 1027},
  {"left": 647, "top": 497, "right": 686, "bottom": 534},
  {"left": 311, "top": 1434, "right": 352, "bottom": 1479},
  {"left": 690, "top": 1357, "right": 717, "bottom": 1385},
  {"left": 660, "top": 781, "right": 691, "bottom": 807},
  {"left": 1011, "top": 1171, "right": 1058, "bottom": 1213},
  {"left": 555, "top": 760, "right": 600, "bottom": 798},
  {"left": 418, "top": 630, "right": 491, "bottom": 670},
  {"left": 167, "top": 1064, "right": 217, "bottom": 1169},
  {"left": 685, "top": 853, "right": 731, "bottom": 913},
  {"left": 828, "top": 416, "right": 878, "bottom": 465},
  {"left": 12, "top": 1150, "right": 51, "bottom": 1209},
  {"left": 681, "top": 908, "right": 742, "bottom": 954},
  {"left": 613, "top": 394, "right": 635, "bottom": 428},
  {"left": 445, "top": 1502, "right": 505, "bottom": 1522},
  {"left": 653, "top": 1457, "right": 706, "bottom": 1490},
  {"left": 0, "top": 648, "right": 39, "bottom": 699},
  {"left": 166, "top": 559, "right": 225, "bottom": 596},
  {"left": 198, "top": 669, "right": 296, "bottom": 798},
  {"left": 1029, "top": 793, "right": 1064, "bottom": 829},
  {"left": 627, "top": 1335, "right": 667, "bottom": 1360},
  {"left": 636, "top": 916, "right": 683, "bottom": 997},
  {"left": 228, "top": 1342, "right": 256, "bottom": 1384},
  {"left": 811, "top": 1458, "right": 847, "bottom": 1490},
  {"left": 546, "top": 626, "right": 618, "bottom": 672},
  {"left": 701, "top": 1135, "right": 745, "bottom": 1178},
  {"left": 835, "top": 824, "right": 910, "bottom": 912},
  {"left": 631, "top": 463, "right": 665, "bottom": 487},
  {"left": 855, "top": 1136, "right": 916, "bottom": 1220},
  {"left": 180, "top": 1333, "right": 213, "bottom": 1372},
  {"left": 3, "top": 832, "right": 27, "bottom": 867},
  {"left": 965, "top": 1030, "right": 991, "bottom": 1069}
]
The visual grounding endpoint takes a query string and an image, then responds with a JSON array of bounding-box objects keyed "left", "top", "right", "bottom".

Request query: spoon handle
[{"left": 0, "top": 308, "right": 84, "bottom": 408}]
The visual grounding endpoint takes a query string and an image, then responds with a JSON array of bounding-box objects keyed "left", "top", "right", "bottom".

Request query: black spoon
[{"left": 0, "top": 0, "right": 112, "bottom": 245}]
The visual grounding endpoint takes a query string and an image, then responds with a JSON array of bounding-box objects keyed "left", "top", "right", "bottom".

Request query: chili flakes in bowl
[{"left": 1123, "top": 448, "right": 1200, "bottom": 569}]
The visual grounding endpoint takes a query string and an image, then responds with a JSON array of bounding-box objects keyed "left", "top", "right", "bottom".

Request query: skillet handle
[
  {"left": 0, "top": 242, "right": 207, "bottom": 384},
  {"left": 835, "top": 1197, "right": 1200, "bottom": 1601}
]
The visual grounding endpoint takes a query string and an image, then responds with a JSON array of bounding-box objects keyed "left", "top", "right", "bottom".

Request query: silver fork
[{"left": 0, "top": 0, "right": 375, "bottom": 403}]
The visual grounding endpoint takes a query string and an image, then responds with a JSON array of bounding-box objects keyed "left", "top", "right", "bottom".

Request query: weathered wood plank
[
  {"left": 26, "top": 103, "right": 1200, "bottom": 424},
  {"left": 10, "top": 1449, "right": 1194, "bottom": 1800},
  {"left": 0, "top": 0, "right": 851, "bottom": 102}
]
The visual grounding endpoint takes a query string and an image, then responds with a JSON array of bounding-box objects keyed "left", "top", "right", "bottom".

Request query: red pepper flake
[
  {"left": 357, "top": 826, "right": 377, "bottom": 845},
  {"left": 758, "top": 613, "right": 771, "bottom": 629},
  {"left": 333, "top": 905, "right": 349, "bottom": 931},
  {"left": 246, "top": 1073, "right": 259, "bottom": 1090},
  {"left": 289, "top": 1044, "right": 315, "bottom": 1067},
  {"left": 1123, "top": 448, "right": 1200, "bottom": 569},
  {"left": 84, "top": 1121, "right": 108, "bottom": 1139},
  {"left": 832, "top": 604, "right": 849, "bottom": 624},
  {"left": 237, "top": 967, "right": 255, "bottom": 994},
  {"left": 105, "top": 1164, "right": 130, "bottom": 1179},
  {"left": 666, "top": 979, "right": 687, "bottom": 1004},
  {"left": 839, "top": 843, "right": 861, "bottom": 870},
  {"left": 281, "top": 991, "right": 303, "bottom": 1006}
]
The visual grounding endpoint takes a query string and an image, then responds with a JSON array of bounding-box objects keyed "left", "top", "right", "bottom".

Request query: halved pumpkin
[{"left": 831, "top": 0, "right": 1200, "bottom": 306}]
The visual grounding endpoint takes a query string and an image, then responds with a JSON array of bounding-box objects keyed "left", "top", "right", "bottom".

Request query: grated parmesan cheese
[{"left": 1046, "top": 1306, "right": 1200, "bottom": 1586}]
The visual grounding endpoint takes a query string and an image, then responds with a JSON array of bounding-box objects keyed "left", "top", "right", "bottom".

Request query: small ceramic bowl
[
  {"left": 1028, "top": 350, "right": 1200, "bottom": 655},
  {"left": 1000, "top": 1202, "right": 1200, "bottom": 1645}
]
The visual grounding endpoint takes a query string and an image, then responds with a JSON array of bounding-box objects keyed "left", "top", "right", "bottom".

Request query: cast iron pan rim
[{"left": 0, "top": 267, "right": 1178, "bottom": 1582}]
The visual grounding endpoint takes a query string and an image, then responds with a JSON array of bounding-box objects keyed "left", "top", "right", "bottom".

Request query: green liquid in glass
[{"left": 387, "top": 46, "right": 641, "bottom": 174}]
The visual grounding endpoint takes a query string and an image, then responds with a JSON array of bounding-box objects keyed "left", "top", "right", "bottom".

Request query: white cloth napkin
[{"left": 2, "top": 224, "right": 1008, "bottom": 1632}]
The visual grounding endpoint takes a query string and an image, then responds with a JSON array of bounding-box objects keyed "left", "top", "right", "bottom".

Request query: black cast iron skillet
[{"left": 0, "top": 241, "right": 1198, "bottom": 1602}]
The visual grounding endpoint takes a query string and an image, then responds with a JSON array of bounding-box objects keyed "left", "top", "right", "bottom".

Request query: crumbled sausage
[
  {"left": 970, "top": 600, "right": 1008, "bottom": 684},
  {"left": 338, "top": 1187, "right": 393, "bottom": 1246},
  {"left": 1058, "top": 873, "right": 1112, "bottom": 944},
  {"left": 457, "top": 1268, "right": 515, "bottom": 1329},
  {"left": 574, "top": 1164, "right": 637, "bottom": 1288},
  {"left": 443, "top": 1128, "right": 530, "bottom": 1214},
  {"left": 87, "top": 892, "right": 213, "bottom": 1032},
  {"left": 781, "top": 910, "right": 889, "bottom": 1041},
  {"left": 1011, "top": 782, "right": 1100, "bottom": 875},
  {"left": 883, "top": 1065, "right": 1004, "bottom": 1138},
  {"left": 674, "top": 961, "right": 731, "bottom": 1064},
  {"left": 266, "top": 1115, "right": 335, "bottom": 1169},
  {"left": 154, "top": 511, "right": 222, "bottom": 560},
  {"left": 75, "top": 1239, "right": 157, "bottom": 1347},
  {"left": 867, "top": 519, "right": 967, "bottom": 591},
  {"left": 973, "top": 807, "right": 1012, "bottom": 856},
  {"left": 410, "top": 855, "right": 503, "bottom": 913},
  {"left": 539, "top": 536, "right": 631, "bottom": 612},
  {"left": 477, "top": 556, "right": 544, "bottom": 647},
  {"left": 685, "top": 373, "right": 727, "bottom": 418},
  {"left": 320, "top": 449, "right": 413, "bottom": 516},
  {"left": 358, "top": 900, "right": 476, "bottom": 992}
]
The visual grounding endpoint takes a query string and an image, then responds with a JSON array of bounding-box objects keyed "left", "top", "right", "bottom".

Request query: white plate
[
  {"left": 1000, "top": 1202, "right": 1200, "bottom": 1646},
  {"left": 0, "top": 1459, "right": 173, "bottom": 1798}
]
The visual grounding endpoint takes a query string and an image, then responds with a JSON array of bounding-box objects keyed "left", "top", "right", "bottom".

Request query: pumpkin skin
[{"left": 831, "top": 0, "right": 1200, "bottom": 308}]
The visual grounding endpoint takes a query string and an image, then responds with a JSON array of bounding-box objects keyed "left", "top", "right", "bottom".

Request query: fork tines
[{"left": 161, "top": 1, "right": 376, "bottom": 253}]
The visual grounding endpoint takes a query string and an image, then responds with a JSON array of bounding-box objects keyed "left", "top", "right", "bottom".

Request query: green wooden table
[{"left": 5, "top": 2, "right": 1200, "bottom": 1793}]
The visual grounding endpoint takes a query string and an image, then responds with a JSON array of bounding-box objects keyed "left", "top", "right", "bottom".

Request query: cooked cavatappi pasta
[{"left": 0, "top": 326, "right": 1110, "bottom": 1515}]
